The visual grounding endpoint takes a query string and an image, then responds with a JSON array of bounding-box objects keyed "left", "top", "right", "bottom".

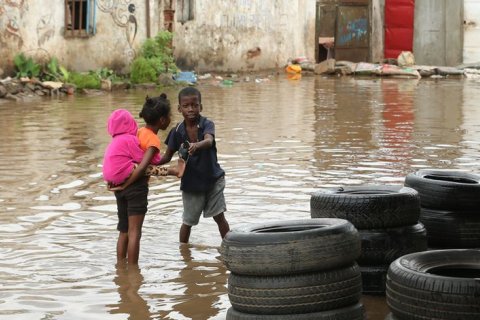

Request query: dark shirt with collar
[{"left": 165, "top": 116, "right": 225, "bottom": 192}]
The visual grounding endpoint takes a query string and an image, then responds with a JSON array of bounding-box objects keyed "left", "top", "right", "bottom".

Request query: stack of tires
[
  {"left": 310, "top": 186, "right": 428, "bottom": 295},
  {"left": 386, "top": 249, "right": 480, "bottom": 320},
  {"left": 220, "top": 219, "right": 366, "bottom": 319},
  {"left": 405, "top": 169, "right": 480, "bottom": 249}
]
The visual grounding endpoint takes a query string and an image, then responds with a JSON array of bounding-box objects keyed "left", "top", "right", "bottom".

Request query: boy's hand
[{"left": 188, "top": 142, "right": 198, "bottom": 155}]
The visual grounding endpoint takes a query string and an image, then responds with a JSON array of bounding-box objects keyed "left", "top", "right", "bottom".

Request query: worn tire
[
  {"left": 310, "top": 186, "right": 420, "bottom": 229},
  {"left": 228, "top": 264, "right": 362, "bottom": 315},
  {"left": 405, "top": 169, "right": 480, "bottom": 210},
  {"left": 386, "top": 249, "right": 480, "bottom": 320},
  {"left": 420, "top": 208, "right": 480, "bottom": 248},
  {"left": 220, "top": 219, "right": 360, "bottom": 276},
  {"left": 225, "top": 303, "right": 365, "bottom": 320},
  {"left": 358, "top": 223, "right": 427, "bottom": 265}
]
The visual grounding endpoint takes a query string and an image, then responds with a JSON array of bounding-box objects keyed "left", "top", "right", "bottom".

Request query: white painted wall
[
  {"left": 464, "top": 0, "right": 480, "bottom": 63},
  {"left": 371, "top": 0, "right": 385, "bottom": 63},
  {"left": 0, "top": 0, "right": 316, "bottom": 74},
  {"left": 172, "top": 0, "right": 317, "bottom": 72},
  {"left": 0, "top": 0, "right": 155, "bottom": 74}
]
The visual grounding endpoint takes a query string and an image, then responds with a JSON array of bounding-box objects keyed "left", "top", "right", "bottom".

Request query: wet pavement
[{"left": 1, "top": 75, "right": 480, "bottom": 319}]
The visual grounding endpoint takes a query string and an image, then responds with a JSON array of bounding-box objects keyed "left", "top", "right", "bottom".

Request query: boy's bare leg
[
  {"left": 117, "top": 231, "right": 128, "bottom": 261},
  {"left": 179, "top": 223, "right": 192, "bottom": 243},
  {"left": 213, "top": 213, "right": 230, "bottom": 238},
  {"left": 127, "top": 214, "right": 145, "bottom": 264}
]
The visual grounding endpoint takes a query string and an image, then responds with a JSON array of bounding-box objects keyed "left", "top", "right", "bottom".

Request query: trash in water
[
  {"left": 221, "top": 79, "right": 234, "bottom": 87},
  {"left": 173, "top": 71, "right": 197, "bottom": 84}
]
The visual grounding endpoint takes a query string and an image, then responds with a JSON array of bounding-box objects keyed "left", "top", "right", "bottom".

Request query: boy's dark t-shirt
[{"left": 165, "top": 116, "right": 225, "bottom": 192}]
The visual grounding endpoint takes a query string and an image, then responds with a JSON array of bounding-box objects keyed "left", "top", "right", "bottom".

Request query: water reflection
[
  {"left": 168, "top": 245, "right": 227, "bottom": 320},
  {"left": 0, "top": 77, "right": 479, "bottom": 319},
  {"left": 109, "top": 263, "right": 151, "bottom": 320}
]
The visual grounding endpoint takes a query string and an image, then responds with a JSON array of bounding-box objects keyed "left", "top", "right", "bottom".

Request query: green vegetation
[
  {"left": 130, "top": 57, "right": 158, "bottom": 83},
  {"left": 13, "top": 53, "right": 41, "bottom": 78},
  {"left": 43, "top": 57, "right": 71, "bottom": 82},
  {"left": 10, "top": 33, "right": 179, "bottom": 92},
  {"left": 91, "top": 67, "right": 118, "bottom": 81},
  {"left": 69, "top": 72, "right": 101, "bottom": 89},
  {"left": 130, "top": 31, "right": 178, "bottom": 84}
]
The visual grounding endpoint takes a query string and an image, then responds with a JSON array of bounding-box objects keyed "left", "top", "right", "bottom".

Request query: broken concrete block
[{"left": 314, "top": 59, "right": 336, "bottom": 75}]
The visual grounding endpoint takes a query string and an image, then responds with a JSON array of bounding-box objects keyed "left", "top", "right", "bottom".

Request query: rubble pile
[{"left": 0, "top": 77, "right": 75, "bottom": 101}]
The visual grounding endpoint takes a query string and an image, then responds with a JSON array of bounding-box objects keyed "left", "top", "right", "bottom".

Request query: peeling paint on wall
[
  {"left": 97, "top": 0, "right": 138, "bottom": 59},
  {"left": 173, "top": 0, "right": 316, "bottom": 72},
  {"left": 464, "top": 0, "right": 480, "bottom": 63},
  {"left": 37, "top": 14, "right": 55, "bottom": 47},
  {"left": 0, "top": 0, "right": 317, "bottom": 74},
  {"left": 0, "top": 0, "right": 28, "bottom": 49}
]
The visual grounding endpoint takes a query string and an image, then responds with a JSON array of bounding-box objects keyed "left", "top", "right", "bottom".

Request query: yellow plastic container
[{"left": 285, "top": 64, "right": 302, "bottom": 74}]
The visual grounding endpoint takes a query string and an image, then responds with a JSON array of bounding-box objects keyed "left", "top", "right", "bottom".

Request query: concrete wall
[
  {"left": 464, "top": 0, "right": 480, "bottom": 63},
  {"left": 370, "top": 0, "right": 384, "bottom": 62},
  {"left": 413, "top": 0, "right": 463, "bottom": 66},
  {"left": 172, "top": 0, "right": 317, "bottom": 72},
  {"left": 0, "top": 0, "right": 162, "bottom": 74},
  {"left": 0, "top": 0, "right": 316, "bottom": 74}
]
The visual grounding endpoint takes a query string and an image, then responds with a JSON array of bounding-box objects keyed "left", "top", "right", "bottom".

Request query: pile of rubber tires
[
  {"left": 220, "top": 219, "right": 366, "bottom": 319},
  {"left": 405, "top": 169, "right": 480, "bottom": 249},
  {"left": 310, "top": 186, "right": 428, "bottom": 295},
  {"left": 386, "top": 249, "right": 480, "bottom": 320}
]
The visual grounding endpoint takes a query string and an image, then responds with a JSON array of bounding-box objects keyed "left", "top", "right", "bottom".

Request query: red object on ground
[{"left": 384, "top": 0, "right": 415, "bottom": 59}]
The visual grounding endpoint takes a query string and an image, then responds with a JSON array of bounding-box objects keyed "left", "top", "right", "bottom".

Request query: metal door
[{"left": 334, "top": 3, "right": 369, "bottom": 62}]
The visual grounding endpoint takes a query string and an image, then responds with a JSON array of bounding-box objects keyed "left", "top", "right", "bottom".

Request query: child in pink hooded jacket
[{"left": 103, "top": 109, "right": 147, "bottom": 185}]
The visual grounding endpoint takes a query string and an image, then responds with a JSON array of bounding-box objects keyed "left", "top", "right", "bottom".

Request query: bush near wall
[{"left": 129, "top": 31, "right": 178, "bottom": 84}]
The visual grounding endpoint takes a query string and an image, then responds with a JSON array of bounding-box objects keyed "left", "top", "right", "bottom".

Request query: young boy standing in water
[{"left": 159, "top": 87, "right": 230, "bottom": 243}]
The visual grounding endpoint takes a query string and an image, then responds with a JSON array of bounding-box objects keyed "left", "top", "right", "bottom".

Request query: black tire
[
  {"left": 358, "top": 223, "right": 427, "bottom": 265},
  {"left": 310, "top": 186, "right": 420, "bottom": 229},
  {"left": 220, "top": 219, "right": 360, "bottom": 276},
  {"left": 420, "top": 208, "right": 480, "bottom": 248},
  {"left": 228, "top": 264, "right": 362, "bottom": 315},
  {"left": 225, "top": 303, "right": 365, "bottom": 320},
  {"left": 359, "top": 265, "right": 388, "bottom": 296},
  {"left": 405, "top": 169, "right": 480, "bottom": 211},
  {"left": 386, "top": 249, "right": 480, "bottom": 320}
]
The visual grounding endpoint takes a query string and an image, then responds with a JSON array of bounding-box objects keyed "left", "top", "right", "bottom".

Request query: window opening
[{"left": 65, "top": 0, "right": 96, "bottom": 37}]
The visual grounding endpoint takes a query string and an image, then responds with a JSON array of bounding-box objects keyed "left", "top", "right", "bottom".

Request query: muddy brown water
[{"left": 1, "top": 76, "right": 480, "bottom": 319}]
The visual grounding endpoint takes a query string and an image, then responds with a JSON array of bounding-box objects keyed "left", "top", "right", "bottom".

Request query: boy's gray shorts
[{"left": 182, "top": 176, "right": 226, "bottom": 226}]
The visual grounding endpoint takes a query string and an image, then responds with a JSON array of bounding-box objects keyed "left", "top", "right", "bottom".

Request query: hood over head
[{"left": 107, "top": 109, "right": 138, "bottom": 137}]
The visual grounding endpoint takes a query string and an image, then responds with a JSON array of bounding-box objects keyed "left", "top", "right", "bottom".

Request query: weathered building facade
[
  {"left": 173, "top": 0, "right": 316, "bottom": 72},
  {"left": 0, "top": 0, "right": 478, "bottom": 76},
  {"left": 0, "top": 0, "right": 156, "bottom": 74},
  {"left": 464, "top": 0, "right": 480, "bottom": 64},
  {"left": 0, "top": 0, "right": 317, "bottom": 74}
]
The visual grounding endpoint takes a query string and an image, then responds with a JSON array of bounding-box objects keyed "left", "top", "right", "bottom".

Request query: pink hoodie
[{"left": 102, "top": 109, "right": 145, "bottom": 185}]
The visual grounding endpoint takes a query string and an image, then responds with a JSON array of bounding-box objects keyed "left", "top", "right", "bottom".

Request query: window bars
[{"left": 65, "top": 0, "right": 96, "bottom": 37}]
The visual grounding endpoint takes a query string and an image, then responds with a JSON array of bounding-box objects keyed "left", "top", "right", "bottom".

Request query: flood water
[{"left": 1, "top": 75, "right": 480, "bottom": 320}]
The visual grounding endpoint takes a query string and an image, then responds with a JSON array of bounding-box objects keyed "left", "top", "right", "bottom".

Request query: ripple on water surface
[{"left": 1, "top": 78, "right": 480, "bottom": 319}]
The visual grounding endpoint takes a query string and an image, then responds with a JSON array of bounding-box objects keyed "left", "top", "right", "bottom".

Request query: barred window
[{"left": 65, "top": 0, "right": 96, "bottom": 37}]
